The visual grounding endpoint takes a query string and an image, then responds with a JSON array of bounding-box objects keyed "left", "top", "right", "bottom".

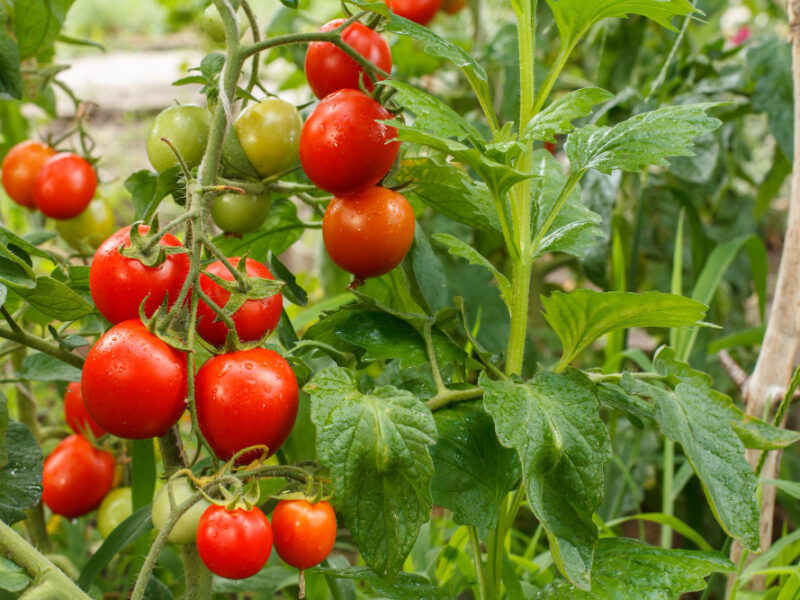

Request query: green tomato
[
  {"left": 55, "top": 197, "right": 115, "bottom": 251},
  {"left": 97, "top": 487, "right": 132, "bottom": 539},
  {"left": 147, "top": 104, "right": 211, "bottom": 172},
  {"left": 210, "top": 192, "right": 271, "bottom": 234},
  {"left": 151, "top": 478, "right": 211, "bottom": 545},
  {"left": 234, "top": 98, "right": 303, "bottom": 177},
  {"left": 201, "top": 4, "right": 249, "bottom": 43}
]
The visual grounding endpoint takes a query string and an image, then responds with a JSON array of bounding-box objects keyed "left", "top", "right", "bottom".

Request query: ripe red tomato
[
  {"left": 441, "top": 0, "right": 466, "bottom": 13},
  {"left": 272, "top": 500, "right": 337, "bottom": 569},
  {"left": 195, "top": 348, "right": 298, "bottom": 463},
  {"left": 42, "top": 434, "right": 115, "bottom": 518},
  {"left": 322, "top": 186, "right": 415, "bottom": 279},
  {"left": 64, "top": 381, "right": 106, "bottom": 438},
  {"left": 386, "top": 0, "right": 442, "bottom": 25},
  {"left": 90, "top": 224, "right": 190, "bottom": 324},
  {"left": 196, "top": 258, "right": 282, "bottom": 348},
  {"left": 1, "top": 140, "right": 55, "bottom": 208},
  {"left": 299, "top": 89, "right": 400, "bottom": 197},
  {"left": 305, "top": 20, "right": 392, "bottom": 99},
  {"left": 196, "top": 505, "right": 273, "bottom": 579},
  {"left": 32, "top": 153, "right": 97, "bottom": 219},
  {"left": 82, "top": 319, "right": 187, "bottom": 439}
]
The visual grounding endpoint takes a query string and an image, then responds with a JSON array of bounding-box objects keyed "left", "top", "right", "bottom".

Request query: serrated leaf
[
  {"left": 481, "top": 370, "right": 611, "bottom": 590},
  {"left": 14, "top": 276, "right": 94, "bottom": 321},
  {"left": 621, "top": 348, "right": 760, "bottom": 550},
  {"left": 0, "top": 421, "right": 42, "bottom": 524},
  {"left": 432, "top": 233, "right": 511, "bottom": 307},
  {"left": 566, "top": 104, "right": 721, "bottom": 175},
  {"left": 541, "top": 290, "right": 709, "bottom": 370},
  {"left": 541, "top": 537, "right": 733, "bottom": 599},
  {"left": 13, "top": 0, "right": 75, "bottom": 60},
  {"left": 124, "top": 168, "right": 183, "bottom": 222},
  {"left": 306, "top": 368, "right": 437, "bottom": 578},
  {"left": 0, "top": 556, "right": 30, "bottom": 593},
  {"left": 523, "top": 88, "right": 614, "bottom": 143},
  {"left": 315, "top": 566, "right": 453, "bottom": 600},
  {"left": 19, "top": 353, "right": 82, "bottom": 382},
  {"left": 401, "top": 225, "right": 447, "bottom": 315},
  {"left": 393, "top": 157, "right": 500, "bottom": 233},
  {"left": 430, "top": 402, "right": 520, "bottom": 538}
]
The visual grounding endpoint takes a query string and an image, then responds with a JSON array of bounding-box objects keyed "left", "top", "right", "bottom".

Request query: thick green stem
[
  {"left": 181, "top": 545, "right": 213, "bottom": 600},
  {"left": 426, "top": 387, "right": 483, "bottom": 411},
  {"left": 0, "top": 325, "right": 83, "bottom": 369},
  {"left": 505, "top": 259, "right": 532, "bottom": 377},
  {"left": 468, "top": 525, "right": 489, "bottom": 600},
  {"left": 660, "top": 439, "right": 675, "bottom": 548}
]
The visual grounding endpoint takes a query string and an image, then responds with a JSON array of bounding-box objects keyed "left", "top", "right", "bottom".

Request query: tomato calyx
[{"left": 118, "top": 219, "right": 189, "bottom": 268}]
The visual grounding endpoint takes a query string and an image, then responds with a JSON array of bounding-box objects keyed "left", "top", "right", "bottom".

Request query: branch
[{"left": 0, "top": 325, "right": 84, "bottom": 369}]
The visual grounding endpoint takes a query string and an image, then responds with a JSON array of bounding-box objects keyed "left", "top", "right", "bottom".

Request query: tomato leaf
[
  {"left": 541, "top": 290, "right": 709, "bottom": 370},
  {"left": 0, "top": 421, "right": 42, "bottom": 525},
  {"left": 124, "top": 167, "right": 183, "bottom": 222},
  {"left": 13, "top": 276, "right": 94, "bottom": 322},
  {"left": 522, "top": 87, "right": 614, "bottom": 143},
  {"left": 401, "top": 225, "right": 448, "bottom": 315},
  {"left": 747, "top": 35, "right": 793, "bottom": 161},
  {"left": 306, "top": 367, "right": 437, "bottom": 578},
  {"left": 269, "top": 254, "right": 307, "bottom": 307},
  {"left": 212, "top": 566, "right": 297, "bottom": 593},
  {"left": 621, "top": 347, "right": 761, "bottom": 551},
  {"left": 430, "top": 402, "right": 520, "bottom": 539},
  {"left": 541, "top": 537, "right": 733, "bottom": 599},
  {"left": 0, "top": 8, "right": 21, "bottom": 100},
  {"left": 19, "top": 353, "right": 81, "bottom": 382},
  {"left": 566, "top": 104, "right": 722, "bottom": 176},
  {"left": 481, "top": 370, "right": 610, "bottom": 589},
  {"left": 315, "top": 566, "right": 453, "bottom": 600},
  {"left": 12, "top": 0, "right": 75, "bottom": 60},
  {"left": 0, "top": 392, "right": 8, "bottom": 469}
]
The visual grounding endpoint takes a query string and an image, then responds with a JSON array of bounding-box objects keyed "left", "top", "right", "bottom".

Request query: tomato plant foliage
[{"left": 0, "top": 0, "right": 798, "bottom": 598}]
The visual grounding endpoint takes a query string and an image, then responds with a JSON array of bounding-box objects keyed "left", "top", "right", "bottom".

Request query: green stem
[
  {"left": 532, "top": 41, "right": 574, "bottom": 115},
  {"left": 181, "top": 544, "right": 213, "bottom": 600},
  {"left": 468, "top": 525, "right": 489, "bottom": 600},
  {"left": 660, "top": 438, "right": 675, "bottom": 548},
  {"left": 505, "top": 259, "right": 532, "bottom": 377},
  {"left": 426, "top": 387, "right": 483, "bottom": 411},
  {"left": 0, "top": 326, "right": 84, "bottom": 369}
]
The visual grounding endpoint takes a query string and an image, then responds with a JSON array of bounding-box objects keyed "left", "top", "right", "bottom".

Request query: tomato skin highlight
[
  {"left": 32, "top": 153, "right": 97, "bottom": 219},
  {"left": 64, "top": 381, "right": 106, "bottom": 438},
  {"left": 82, "top": 319, "right": 187, "bottom": 439},
  {"left": 196, "top": 258, "right": 282, "bottom": 348},
  {"left": 234, "top": 98, "right": 303, "bottom": 178},
  {"left": 42, "top": 435, "right": 115, "bottom": 518},
  {"left": 195, "top": 348, "right": 298, "bottom": 463},
  {"left": 322, "top": 187, "right": 415, "bottom": 279},
  {"left": 272, "top": 500, "right": 337, "bottom": 569},
  {"left": 299, "top": 89, "right": 399, "bottom": 197},
  {"left": 196, "top": 505, "right": 273, "bottom": 579},
  {"left": 89, "top": 224, "right": 190, "bottom": 324},
  {"left": 1, "top": 140, "right": 55, "bottom": 208},
  {"left": 385, "top": 0, "right": 442, "bottom": 24},
  {"left": 305, "top": 20, "right": 392, "bottom": 99}
]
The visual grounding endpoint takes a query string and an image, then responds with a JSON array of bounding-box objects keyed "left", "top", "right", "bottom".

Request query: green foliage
[{"left": 0, "top": 422, "right": 42, "bottom": 524}]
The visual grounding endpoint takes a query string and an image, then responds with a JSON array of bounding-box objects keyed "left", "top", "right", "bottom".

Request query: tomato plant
[
  {"left": 272, "top": 499, "right": 337, "bottom": 570},
  {"left": 151, "top": 478, "right": 211, "bottom": 544},
  {"left": 81, "top": 319, "right": 187, "bottom": 439},
  {"left": 234, "top": 98, "right": 303, "bottom": 177},
  {"left": 41, "top": 435, "right": 115, "bottom": 519},
  {"left": 305, "top": 20, "right": 392, "bottom": 99},
  {"left": 299, "top": 88, "right": 400, "bottom": 196},
  {"left": 63, "top": 381, "right": 105, "bottom": 438},
  {"left": 195, "top": 504, "right": 273, "bottom": 580},
  {"left": 322, "top": 186, "right": 415, "bottom": 280},
  {"left": 146, "top": 104, "right": 211, "bottom": 173},
  {"left": 89, "top": 224, "right": 190, "bottom": 324},
  {"left": 196, "top": 257, "right": 282, "bottom": 347},
  {"left": 32, "top": 153, "right": 97, "bottom": 219},
  {"left": 210, "top": 191, "right": 271, "bottom": 234},
  {"left": 0, "top": 140, "right": 55, "bottom": 208}
]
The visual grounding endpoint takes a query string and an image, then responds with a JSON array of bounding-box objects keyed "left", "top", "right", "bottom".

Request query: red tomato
[
  {"left": 64, "top": 381, "right": 106, "bottom": 438},
  {"left": 305, "top": 20, "right": 392, "bottom": 99},
  {"left": 195, "top": 348, "right": 298, "bottom": 464},
  {"left": 322, "top": 186, "right": 415, "bottom": 279},
  {"left": 41, "top": 435, "right": 115, "bottom": 518},
  {"left": 299, "top": 89, "right": 400, "bottom": 197},
  {"left": 82, "top": 320, "right": 187, "bottom": 439},
  {"left": 196, "top": 258, "right": 282, "bottom": 348},
  {"left": 196, "top": 505, "right": 273, "bottom": 579},
  {"left": 385, "top": 0, "right": 442, "bottom": 25},
  {"left": 32, "top": 153, "right": 97, "bottom": 219},
  {"left": 1, "top": 140, "right": 55, "bottom": 208},
  {"left": 89, "top": 225, "right": 190, "bottom": 324},
  {"left": 272, "top": 500, "right": 337, "bottom": 569}
]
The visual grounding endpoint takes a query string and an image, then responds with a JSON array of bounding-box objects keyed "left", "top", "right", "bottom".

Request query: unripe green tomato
[
  {"left": 146, "top": 104, "right": 211, "bottom": 173},
  {"left": 56, "top": 197, "right": 115, "bottom": 251},
  {"left": 234, "top": 98, "right": 303, "bottom": 177},
  {"left": 210, "top": 192, "right": 271, "bottom": 234},
  {"left": 151, "top": 478, "right": 211, "bottom": 544},
  {"left": 201, "top": 4, "right": 249, "bottom": 43},
  {"left": 97, "top": 487, "right": 132, "bottom": 539}
]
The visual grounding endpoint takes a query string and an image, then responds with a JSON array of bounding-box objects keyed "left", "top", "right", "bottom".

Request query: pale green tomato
[
  {"left": 210, "top": 192, "right": 271, "bottom": 234},
  {"left": 234, "top": 98, "right": 303, "bottom": 177},
  {"left": 151, "top": 478, "right": 211, "bottom": 544},
  {"left": 55, "top": 197, "right": 115, "bottom": 251},
  {"left": 146, "top": 104, "right": 211, "bottom": 173},
  {"left": 97, "top": 487, "right": 132, "bottom": 539},
  {"left": 201, "top": 4, "right": 249, "bottom": 43}
]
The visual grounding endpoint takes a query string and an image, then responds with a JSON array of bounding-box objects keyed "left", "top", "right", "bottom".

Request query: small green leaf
[
  {"left": 0, "top": 421, "right": 42, "bottom": 525},
  {"left": 522, "top": 88, "right": 614, "bottom": 143},
  {"left": 482, "top": 370, "right": 611, "bottom": 589},
  {"left": 124, "top": 168, "right": 183, "bottom": 222},
  {"left": 269, "top": 254, "right": 307, "bottom": 307},
  {"left": 212, "top": 566, "right": 297, "bottom": 593},
  {"left": 762, "top": 479, "right": 800, "bottom": 500},
  {"left": 541, "top": 290, "right": 709, "bottom": 370},
  {"left": 0, "top": 12, "right": 21, "bottom": 99},
  {"left": 401, "top": 225, "right": 447, "bottom": 315},
  {"left": 14, "top": 276, "right": 94, "bottom": 321},
  {"left": 432, "top": 233, "right": 511, "bottom": 307},
  {"left": 430, "top": 402, "right": 520, "bottom": 538},
  {"left": 19, "top": 353, "right": 82, "bottom": 382},
  {"left": 542, "top": 537, "right": 734, "bottom": 599},
  {"left": 306, "top": 368, "right": 437, "bottom": 578},
  {"left": 315, "top": 566, "right": 453, "bottom": 600},
  {"left": 748, "top": 35, "right": 793, "bottom": 160},
  {"left": 0, "top": 556, "right": 30, "bottom": 593},
  {"left": 13, "top": 0, "right": 75, "bottom": 60},
  {"left": 566, "top": 104, "right": 722, "bottom": 175}
]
